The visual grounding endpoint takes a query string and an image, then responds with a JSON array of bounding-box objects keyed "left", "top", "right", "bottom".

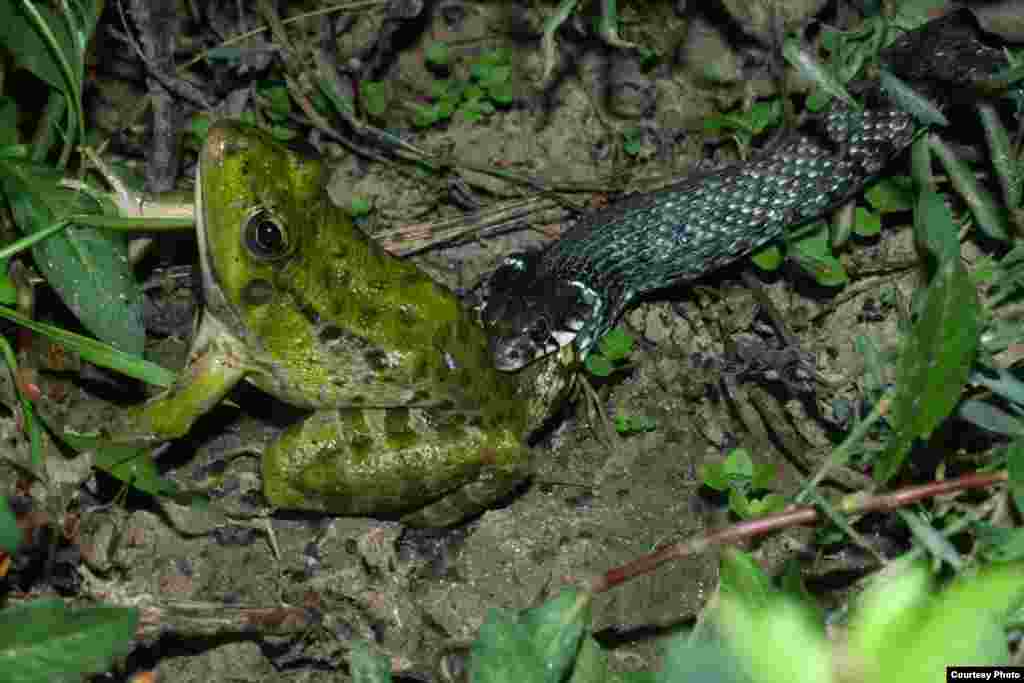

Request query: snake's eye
[{"left": 244, "top": 209, "right": 290, "bottom": 261}]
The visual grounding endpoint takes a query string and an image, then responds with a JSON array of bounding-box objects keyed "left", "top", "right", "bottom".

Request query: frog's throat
[{"left": 194, "top": 163, "right": 250, "bottom": 349}]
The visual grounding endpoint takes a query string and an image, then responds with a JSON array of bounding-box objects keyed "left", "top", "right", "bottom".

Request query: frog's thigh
[{"left": 261, "top": 407, "right": 528, "bottom": 525}]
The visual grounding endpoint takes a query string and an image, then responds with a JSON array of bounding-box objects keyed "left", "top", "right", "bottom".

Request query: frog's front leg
[
  {"left": 105, "top": 322, "right": 249, "bottom": 445},
  {"left": 261, "top": 406, "right": 531, "bottom": 527}
]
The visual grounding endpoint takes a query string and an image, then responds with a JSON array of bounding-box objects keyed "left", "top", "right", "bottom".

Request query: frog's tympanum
[{"left": 116, "top": 122, "right": 571, "bottom": 526}]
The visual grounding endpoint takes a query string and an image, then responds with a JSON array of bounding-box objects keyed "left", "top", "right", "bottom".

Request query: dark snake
[{"left": 474, "top": 9, "right": 1019, "bottom": 371}]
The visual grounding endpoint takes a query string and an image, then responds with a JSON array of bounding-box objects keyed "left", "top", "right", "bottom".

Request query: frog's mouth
[
  {"left": 193, "top": 165, "right": 226, "bottom": 313},
  {"left": 192, "top": 160, "right": 249, "bottom": 353}
]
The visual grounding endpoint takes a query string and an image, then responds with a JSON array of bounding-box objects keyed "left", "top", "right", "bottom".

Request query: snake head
[{"left": 473, "top": 252, "right": 596, "bottom": 371}]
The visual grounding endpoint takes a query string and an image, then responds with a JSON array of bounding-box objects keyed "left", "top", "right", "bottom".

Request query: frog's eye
[{"left": 244, "top": 209, "right": 289, "bottom": 261}]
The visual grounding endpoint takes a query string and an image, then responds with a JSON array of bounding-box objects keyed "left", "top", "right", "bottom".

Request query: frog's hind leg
[{"left": 260, "top": 406, "right": 529, "bottom": 527}]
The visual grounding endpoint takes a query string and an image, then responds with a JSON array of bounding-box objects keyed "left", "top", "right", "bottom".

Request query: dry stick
[
  {"left": 588, "top": 469, "right": 1008, "bottom": 594},
  {"left": 136, "top": 602, "right": 319, "bottom": 640},
  {"left": 376, "top": 195, "right": 566, "bottom": 256}
]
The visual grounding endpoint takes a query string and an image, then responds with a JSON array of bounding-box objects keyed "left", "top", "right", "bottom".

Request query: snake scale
[{"left": 474, "top": 9, "right": 1017, "bottom": 371}]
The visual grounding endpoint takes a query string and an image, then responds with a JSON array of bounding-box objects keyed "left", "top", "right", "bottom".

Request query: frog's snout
[
  {"left": 202, "top": 124, "right": 233, "bottom": 167},
  {"left": 202, "top": 122, "right": 255, "bottom": 168}
]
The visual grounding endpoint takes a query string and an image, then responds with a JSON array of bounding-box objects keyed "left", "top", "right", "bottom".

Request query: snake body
[{"left": 476, "top": 10, "right": 1014, "bottom": 371}]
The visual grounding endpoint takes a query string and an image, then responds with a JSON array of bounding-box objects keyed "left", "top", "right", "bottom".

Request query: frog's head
[
  {"left": 195, "top": 121, "right": 510, "bottom": 409},
  {"left": 195, "top": 121, "right": 375, "bottom": 405},
  {"left": 196, "top": 121, "right": 324, "bottom": 341}
]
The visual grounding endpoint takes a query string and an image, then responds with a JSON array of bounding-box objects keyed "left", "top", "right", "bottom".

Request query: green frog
[{"left": 115, "top": 121, "right": 572, "bottom": 527}]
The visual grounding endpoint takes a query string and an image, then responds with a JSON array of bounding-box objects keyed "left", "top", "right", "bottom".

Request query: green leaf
[
  {"left": 434, "top": 98, "right": 456, "bottom": 119},
  {"left": 913, "top": 189, "right": 959, "bottom": 267},
  {"left": 348, "top": 196, "right": 372, "bottom": 217},
  {"left": 0, "top": 598, "right": 139, "bottom": 683},
  {"left": 865, "top": 176, "right": 915, "bottom": 213},
  {"left": 724, "top": 449, "right": 754, "bottom": 480},
  {"left": 855, "top": 334, "right": 887, "bottom": 396},
  {"left": 597, "top": 327, "right": 633, "bottom": 360},
  {"left": 0, "top": 257, "right": 16, "bottom": 305},
  {"left": 478, "top": 65, "right": 512, "bottom": 88},
  {"left": 879, "top": 70, "right": 948, "bottom": 126},
  {"left": 315, "top": 78, "right": 355, "bottom": 124},
  {"left": 360, "top": 81, "right": 388, "bottom": 118},
  {"left": 0, "top": 97, "right": 18, "bottom": 147},
  {"left": 0, "top": 158, "right": 145, "bottom": 355},
  {"left": 568, "top": 634, "right": 621, "bottom": 683},
  {"left": 486, "top": 81, "right": 515, "bottom": 105},
  {"left": 751, "top": 243, "right": 783, "bottom": 271},
  {"left": 658, "top": 633, "right": 746, "bottom": 683},
  {"left": 746, "top": 493, "right": 787, "bottom": 518},
  {"left": 479, "top": 47, "right": 511, "bottom": 67},
  {"left": 615, "top": 414, "right": 656, "bottom": 434},
  {"left": 805, "top": 89, "right": 831, "bottom": 112},
  {"left": 847, "top": 563, "right": 933, "bottom": 671},
  {"left": 441, "top": 79, "right": 467, "bottom": 102},
  {"left": 65, "top": 435, "right": 179, "bottom": 499},
  {"left": 411, "top": 103, "right": 440, "bottom": 128},
  {"left": 719, "top": 549, "right": 775, "bottom": 607},
  {"left": 637, "top": 46, "right": 660, "bottom": 71},
  {"left": 470, "top": 62, "right": 495, "bottom": 82},
  {"left": 269, "top": 125, "right": 297, "bottom": 142},
  {"left": 717, "top": 591, "right": 831, "bottom": 683},
  {"left": 852, "top": 207, "right": 881, "bottom": 237},
  {"left": 852, "top": 563, "right": 1024, "bottom": 680},
  {"left": 1008, "top": 440, "right": 1024, "bottom": 520},
  {"left": 751, "top": 462, "right": 777, "bottom": 490},
  {"left": 425, "top": 41, "right": 450, "bottom": 67},
  {"left": 877, "top": 257, "right": 980, "bottom": 482},
  {"left": 700, "top": 462, "right": 729, "bottom": 491},
  {"left": 987, "top": 244, "right": 1024, "bottom": 307},
  {"left": 956, "top": 399, "right": 1024, "bottom": 437},
  {"left": 782, "top": 38, "right": 855, "bottom": 107},
  {"left": 185, "top": 113, "right": 213, "bottom": 148},
  {"left": 790, "top": 226, "right": 848, "bottom": 287},
  {"left": 978, "top": 102, "right": 1022, "bottom": 210},
  {"left": 350, "top": 641, "right": 391, "bottom": 683},
  {"left": 0, "top": 494, "right": 20, "bottom": 555},
  {"left": 898, "top": 510, "right": 964, "bottom": 570},
  {"left": 0, "top": 306, "right": 174, "bottom": 388},
  {"left": 584, "top": 354, "right": 613, "bottom": 377},
  {"left": 459, "top": 106, "right": 483, "bottom": 124},
  {"left": 635, "top": 415, "right": 656, "bottom": 431},
  {"left": 0, "top": 2, "right": 75, "bottom": 92},
  {"left": 470, "top": 588, "right": 589, "bottom": 683},
  {"left": 728, "top": 489, "right": 751, "bottom": 517},
  {"left": 258, "top": 82, "right": 291, "bottom": 121},
  {"left": 747, "top": 100, "right": 782, "bottom": 133},
  {"left": 429, "top": 79, "right": 450, "bottom": 100},
  {"left": 977, "top": 524, "right": 1024, "bottom": 562},
  {"left": 930, "top": 135, "right": 1011, "bottom": 243}
]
